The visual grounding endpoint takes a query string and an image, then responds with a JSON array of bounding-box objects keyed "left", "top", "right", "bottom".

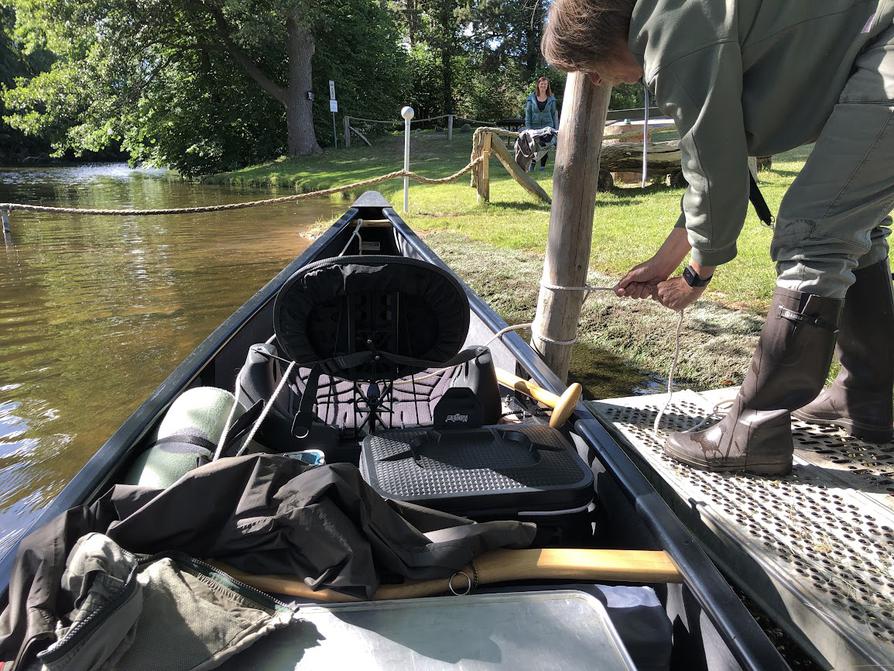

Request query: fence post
[
  {"left": 641, "top": 86, "right": 650, "bottom": 188},
  {"left": 343, "top": 116, "right": 351, "bottom": 149},
  {"left": 476, "top": 131, "right": 492, "bottom": 204},
  {"left": 447, "top": 114, "right": 454, "bottom": 142},
  {"left": 401, "top": 106, "right": 415, "bottom": 213}
]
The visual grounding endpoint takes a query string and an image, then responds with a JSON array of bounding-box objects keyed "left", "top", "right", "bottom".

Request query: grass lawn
[{"left": 205, "top": 131, "right": 816, "bottom": 397}]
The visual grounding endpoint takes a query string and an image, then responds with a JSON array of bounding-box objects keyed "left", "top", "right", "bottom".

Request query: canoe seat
[{"left": 235, "top": 255, "right": 501, "bottom": 454}]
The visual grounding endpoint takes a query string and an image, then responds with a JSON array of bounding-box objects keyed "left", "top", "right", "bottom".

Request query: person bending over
[{"left": 542, "top": 0, "right": 894, "bottom": 475}]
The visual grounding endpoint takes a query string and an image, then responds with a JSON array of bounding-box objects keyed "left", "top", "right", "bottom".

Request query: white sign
[
  {"left": 329, "top": 100, "right": 338, "bottom": 113},
  {"left": 328, "top": 80, "right": 336, "bottom": 100}
]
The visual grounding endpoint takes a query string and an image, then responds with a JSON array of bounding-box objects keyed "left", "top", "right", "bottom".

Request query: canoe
[{"left": 0, "top": 191, "right": 787, "bottom": 670}]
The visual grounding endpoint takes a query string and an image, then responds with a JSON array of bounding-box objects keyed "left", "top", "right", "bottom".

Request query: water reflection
[{"left": 0, "top": 164, "right": 341, "bottom": 551}]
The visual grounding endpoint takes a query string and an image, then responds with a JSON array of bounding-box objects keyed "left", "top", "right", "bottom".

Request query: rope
[
  {"left": 489, "top": 281, "right": 704, "bottom": 438},
  {"left": 455, "top": 116, "right": 504, "bottom": 126},
  {"left": 349, "top": 117, "right": 403, "bottom": 125},
  {"left": 236, "top": 360, "right": 296, "bottom": 457},
  {"left": 349, "top": 114, "right": 451, "bottom": 125},
  {"left": 214, "top": 382, "right": 244, "bottom": 461},
  {"left": 0, "top": 159, "right": 482, "bottom": 217}
]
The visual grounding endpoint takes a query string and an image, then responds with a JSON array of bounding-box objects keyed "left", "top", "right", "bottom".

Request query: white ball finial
[{"left": 400, "top": 106, "right": 415, "bottom": 120}]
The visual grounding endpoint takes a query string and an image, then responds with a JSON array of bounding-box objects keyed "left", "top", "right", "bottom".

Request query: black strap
[
  {"left": 291, "top": 347, "right": 487, "bottom": 438},
  {"left": 152, "top": 434, "right": 217, "bottom": 451},
  {"left": 777, "top": 306, "right": 838, "bottom": 333},
  {"left": 749, "top": 171, "right": 774, "bottom": 227}
]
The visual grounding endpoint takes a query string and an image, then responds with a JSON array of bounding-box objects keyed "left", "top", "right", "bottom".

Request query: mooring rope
[
  {"left": 487, "top": 281, "right": 722, "bottom": 438},
  {"left": 0, "top": 159, "right": 482, "bottom": 218}
]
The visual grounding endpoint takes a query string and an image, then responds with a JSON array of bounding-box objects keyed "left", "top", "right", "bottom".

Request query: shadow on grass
[
  {"left": 569, "top": 339, "right": 653, "bottom": 399},
  {"left": 487, "top": 200, "right": 551, "bottom": 213}
]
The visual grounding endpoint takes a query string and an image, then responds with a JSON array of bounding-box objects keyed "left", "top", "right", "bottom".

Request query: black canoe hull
[{"left": 0, "top": 193, "right": 788, "bottom": 670}]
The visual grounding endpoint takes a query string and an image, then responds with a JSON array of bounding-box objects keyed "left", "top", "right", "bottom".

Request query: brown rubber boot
[
  {"left": 665, "top": 288, "right": 842, "bottom": 475},
  {"left": 793, "top": 258, "right": 894, "bottom": 443}
]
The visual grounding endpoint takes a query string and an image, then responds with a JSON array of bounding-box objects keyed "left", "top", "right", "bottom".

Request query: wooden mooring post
[
  {"left": 531, "top": 73, "right": 612, "bottom": 381},
  {"left": 447, "top": 114, "right": 454, "bottom": 142},
  {"left": 343, "top": 116, "right": 351, "bottom": 149}
]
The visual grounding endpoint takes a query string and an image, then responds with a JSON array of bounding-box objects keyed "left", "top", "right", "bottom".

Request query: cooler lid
[{"left": 220, "top": 590, "right": 637, "bottom": 670}]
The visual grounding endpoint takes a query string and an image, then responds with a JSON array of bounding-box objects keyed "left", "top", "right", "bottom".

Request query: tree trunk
[
  {"left": 524, "top": 4, "right": 544, "bottom": 80},
  {"left": 441, "top": 46, "right": 453, "bottom": 114},
  {"left": 286, "top": 12, "right": 321, "bottom": 156}
]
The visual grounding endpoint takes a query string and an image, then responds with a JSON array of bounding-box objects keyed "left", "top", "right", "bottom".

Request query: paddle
[
  {"left": 214, "top": 548, "right": 682, "bottom": 603},
  {"left": 495, "top": 367, "right": 583, "bottom": 428}
]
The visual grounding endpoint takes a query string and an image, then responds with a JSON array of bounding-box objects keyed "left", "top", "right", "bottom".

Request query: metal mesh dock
[{"left": 587, "top": 388, "right": 894, "bottom": 670}]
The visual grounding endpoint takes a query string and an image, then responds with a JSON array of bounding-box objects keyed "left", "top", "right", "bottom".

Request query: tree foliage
[
  {"left": 3, "top": 0, "right": 648, "bottom": 173},
  {"left": 3, "top": 0, "right": 408, "bottom": 174}
]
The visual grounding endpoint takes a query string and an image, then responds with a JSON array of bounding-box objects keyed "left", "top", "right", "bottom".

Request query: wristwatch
[{"left": 682, "top": 265, "right": 713, "bottom": 288}]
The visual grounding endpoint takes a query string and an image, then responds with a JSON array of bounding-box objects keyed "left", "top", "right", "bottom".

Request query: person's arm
[
  {"left": 524, "top": 98, "right": 533, "bottom": 130},
  {"left": 618, "top": 43, "right": 749, "bottom": 311},
  {"left": 551, "top": 100, "right": 559, "bottom": 130},
  {"left": 656, "top": 42, "right": 750, "bottom": 268}
]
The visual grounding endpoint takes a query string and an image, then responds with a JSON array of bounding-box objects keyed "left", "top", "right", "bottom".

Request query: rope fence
[{"left": 0, "top": 158, "right": 482, "bottom": 219}]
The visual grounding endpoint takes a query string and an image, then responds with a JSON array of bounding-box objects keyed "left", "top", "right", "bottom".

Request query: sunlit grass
[{"left": 206, "top": 132, "right": 811, "bottom": 312}]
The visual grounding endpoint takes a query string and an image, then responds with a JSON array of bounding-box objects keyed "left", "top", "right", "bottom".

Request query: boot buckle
[{"left": 777, "top": 306, "right": 839, "bottom": 333}]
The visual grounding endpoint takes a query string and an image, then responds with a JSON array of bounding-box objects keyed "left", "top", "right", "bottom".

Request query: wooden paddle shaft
[
  {"left": 217, "top": 548, "right": 681, "bottom": 604},
  {"left": 495, "top": 367, "right": 582, "bottom": 428}
]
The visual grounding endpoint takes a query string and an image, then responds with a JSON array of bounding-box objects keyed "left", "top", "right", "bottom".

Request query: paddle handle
[
  {"left": 495, "top": 367, "right": 582, "bottom": 428},
  {"left": 214, "top": 548, "right": 682, "bottom": 604}
]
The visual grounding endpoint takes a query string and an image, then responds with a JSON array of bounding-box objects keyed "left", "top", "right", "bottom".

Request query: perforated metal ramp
[{"left": 587, "top": 389, "right": 894, "bottom": 670}]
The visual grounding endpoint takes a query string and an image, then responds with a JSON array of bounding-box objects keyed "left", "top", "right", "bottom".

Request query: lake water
[{"left": 0, "top": 164, "right": 341, "bottom": 553}]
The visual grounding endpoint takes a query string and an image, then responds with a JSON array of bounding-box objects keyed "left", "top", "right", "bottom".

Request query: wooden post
[
  {"left": 530, "top": 73, "right": 612, "bottom": 381},
  {"left": 489, "top": 137, "right": 550, "bottom": 203},
  {"left": 447, "top": 114, "right": 454, "bottom": 142},
  {"left": 476, "top": 131, "right": 492, "bottom": 203},
  {"left": 343, "top": 116, "right": 351, "bottom": 149}
]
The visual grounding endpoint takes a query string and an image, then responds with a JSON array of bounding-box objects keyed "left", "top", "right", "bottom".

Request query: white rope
[
  {"left": 493, "top": 281, "right": 717, "bottom": 440},
  {"left": 652, "top": 310, "right": 685, "bottom": 436},
  {"left": 338, "top": 220, "right": 363, "bottom": 257},
  {"left": 235, "top": 360, "right": 296, "bottom": 457},
  {"left": 214, "top": 380, "right": 244, "bottom": 461}
]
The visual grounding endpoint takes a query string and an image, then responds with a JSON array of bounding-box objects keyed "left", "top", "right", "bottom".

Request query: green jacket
[
  {"left": 628, "top": 0, "right": 894, "bottom": 266},
  {"left": 524, "top": 93, "right": 559, "bottom": 130}
]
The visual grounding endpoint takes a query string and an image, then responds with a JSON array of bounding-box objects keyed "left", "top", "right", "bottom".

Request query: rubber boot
[
  {"left": 665, "top": 288, "right": 842, "bottom": 475},
  {"left": 793, "top": 258, "right": 894, "bottom": 442}
]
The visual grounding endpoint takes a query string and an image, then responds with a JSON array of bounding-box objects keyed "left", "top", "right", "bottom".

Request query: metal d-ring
[{"left": 448, "top": 570, "right": 473, "bottom": 596}]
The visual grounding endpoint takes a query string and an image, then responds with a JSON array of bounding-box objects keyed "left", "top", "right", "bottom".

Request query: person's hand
[
  {"left": 614, "top": 259, "right": 667, "bottom": 299},
  {"left": 615, "top": 227, "right": 691, "bottom": 300},
  {"left": 655, "top": 276, "right": 705, "bottom": 311}
]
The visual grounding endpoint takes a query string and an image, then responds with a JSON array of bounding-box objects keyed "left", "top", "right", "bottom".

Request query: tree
[
  {"left": 0, "top": 3, "right": 52, "bottom": 161},
  {"left": 4, "top": 0, "right": 407, "bottom": 172}
]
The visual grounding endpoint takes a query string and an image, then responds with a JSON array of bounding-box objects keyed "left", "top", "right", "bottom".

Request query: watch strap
[{"left": 683, "top": 265, "right": 712, "bottom": 287}]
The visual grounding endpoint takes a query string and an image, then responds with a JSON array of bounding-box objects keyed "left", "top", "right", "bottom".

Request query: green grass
[
  {"left": 207, "top": 132, "right": 808, "bottom": 312},
  {"left": 205, "top": 132, "right": 813, "bottom": 396}
]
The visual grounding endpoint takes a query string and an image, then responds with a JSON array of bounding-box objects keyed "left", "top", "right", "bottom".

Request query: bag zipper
[
  {"left": 36, "top": 558, "right": 141, "bottom": 664},
  {"left": 35, "top": 550, "right": 291, "bottom": 665}
]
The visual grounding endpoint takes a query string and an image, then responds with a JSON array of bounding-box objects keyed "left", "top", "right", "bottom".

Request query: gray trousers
[{"left": 772, "top": 23, "right": 894, "bottom": 299}]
